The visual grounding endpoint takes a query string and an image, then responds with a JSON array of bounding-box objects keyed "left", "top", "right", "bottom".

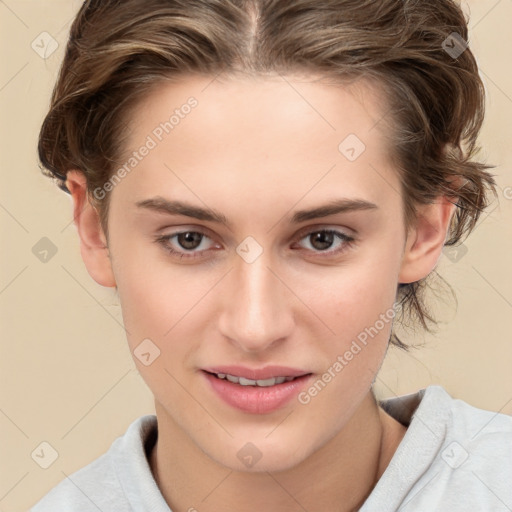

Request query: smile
[
  {"left": 211, "top": 372, "right": 298, "bottom": 387},
  {"left": 202, "top": 367, "right": 313, "bottom": 414}
]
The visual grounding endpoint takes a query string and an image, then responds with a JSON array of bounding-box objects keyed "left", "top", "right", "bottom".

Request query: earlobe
[
  {"left": 398, "top": 198, "right": 456, "bottom": 284},
  {"left": 66, "top": 170, "right": 116, "bottom": 288}
]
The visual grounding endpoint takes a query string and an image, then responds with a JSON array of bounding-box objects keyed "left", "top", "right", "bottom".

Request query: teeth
[
  {"left": 214, "top": 373, "right": 297, "bottom": 387},
  {"left": 239, "top": 377, "right": 257, "bottom": 386}
]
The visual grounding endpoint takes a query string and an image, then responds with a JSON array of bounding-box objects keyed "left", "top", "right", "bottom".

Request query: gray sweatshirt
[{"left": 29, "top": 385, "right": 512, "bottom": 511}]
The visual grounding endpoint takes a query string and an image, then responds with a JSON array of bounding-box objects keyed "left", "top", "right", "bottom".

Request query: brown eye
[
  {"left": 296, "top": 229, "right": 355, "bottom": 257},
  {"left": 308, "top": 231, "right": 336, "bottom": 251},
  {"left": 155, "top": 230, "right": 217, "bottom": 260},
  {"left": 176, "top": 232, "right": 204, "bottom": 250}
]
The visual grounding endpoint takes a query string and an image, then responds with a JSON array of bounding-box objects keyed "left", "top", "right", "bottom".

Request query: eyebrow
[{"left": 135, "top": 196, "right": 378, "bottom": 228}]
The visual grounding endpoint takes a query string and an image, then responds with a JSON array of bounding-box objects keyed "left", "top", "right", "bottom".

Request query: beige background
[{"left": 1, "top": 1, "right": 511, "bottom": 510}]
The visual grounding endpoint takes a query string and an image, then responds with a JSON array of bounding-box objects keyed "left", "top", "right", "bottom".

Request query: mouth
[
  {"left": 201, "top": 366, "right": 313, "bottom": 414},
  {"left": 204, "top": 371, "right": 302, "bottom": 387}
]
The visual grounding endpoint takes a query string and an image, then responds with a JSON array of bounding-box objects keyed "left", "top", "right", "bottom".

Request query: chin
[{"left": 202, "top": 433, "right": 315, "bottom": 474}]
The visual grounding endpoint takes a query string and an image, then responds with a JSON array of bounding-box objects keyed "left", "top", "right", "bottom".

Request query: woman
[{"left": 31, "top": 0, "right": 511, "bottom": 510}]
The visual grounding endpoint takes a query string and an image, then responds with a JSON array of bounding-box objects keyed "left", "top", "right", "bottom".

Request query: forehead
[
  {"left": 127, "top": 72, "right": 390, "bottom": 150},
  {"left": 112, "top": 73, "right": 398, "bottom": 211}
]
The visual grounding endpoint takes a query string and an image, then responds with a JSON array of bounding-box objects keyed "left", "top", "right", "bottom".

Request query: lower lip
[{"left": 202, "top": 371, "right": 312, "bottom": 414}]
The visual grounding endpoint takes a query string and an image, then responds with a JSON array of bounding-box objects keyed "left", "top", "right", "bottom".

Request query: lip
[
  {"left": 202, "top": 365, "right": 309, "bottom": 380},
  {"left": 201, "top": 366, "right": 313, "bottom": 414}
]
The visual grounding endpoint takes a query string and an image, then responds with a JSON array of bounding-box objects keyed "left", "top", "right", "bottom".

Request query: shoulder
[
  {"left": 439, "top": 386, "right": 512, "bottom": 482},
  {"left": 382, "top": 384, "right": 512, "bottom": 451},
  {"left": 29, "top": 415, "right": 158, "bottom": 512},
  {"left": 410, "top": 386, "right": 512, "bottom": 508},
  {"left": 421, "top": 385, "right": 512, "bottom": 464},
  {"left": 420, "top": 386, "right": 512, "bottom": 508},
  {"left": 366, "top": 386, "right": 512, "bottom": 511},
  {"left": 29, "top": 452, "right": 126, "bottom": 512}
]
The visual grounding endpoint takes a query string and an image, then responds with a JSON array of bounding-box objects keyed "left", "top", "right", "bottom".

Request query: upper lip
[{"left": 202, "top": 365, "right": 310, "bottom": 380}]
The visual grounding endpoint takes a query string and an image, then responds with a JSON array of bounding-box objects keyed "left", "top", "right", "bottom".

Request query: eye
[
  {"left": 294, "top": 229, "right": 355, "bottom": 257},
  {"left": 154, "top": 227, "right": 355, "bottom": 261},
  {"left": 154, "top": 230, "right": 218, "bottom": 260}
]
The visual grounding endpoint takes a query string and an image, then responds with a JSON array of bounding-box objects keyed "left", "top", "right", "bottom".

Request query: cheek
[
  {"left": 113, "top": 262, "right": 202, "bottom": 404},
  {"left": 116, "top": 268, "right": 197, "bottom": 343},
  {"left": 110, "top": 236, "right": 170, "bottom": 346},
  {"left": 113, "top": 243, "right": 219, "bottom": 367},
  {"left": 302, "top": 249, "right": 401, "bottom": 338},
  {"left": 293, "top": 244, "right": 402, "bottom": 404},
  {"left": 293, "top": 265, "right": 398, "bottom": 424}
]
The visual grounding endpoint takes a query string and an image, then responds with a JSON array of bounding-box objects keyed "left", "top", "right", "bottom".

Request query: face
[{"left": 90, "top": 73, "right": 430, "bottom": 472}]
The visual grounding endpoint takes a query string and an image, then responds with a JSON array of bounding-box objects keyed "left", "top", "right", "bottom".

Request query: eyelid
[{"left": 293, "top": 223, "right": 355, "bottom": 240}]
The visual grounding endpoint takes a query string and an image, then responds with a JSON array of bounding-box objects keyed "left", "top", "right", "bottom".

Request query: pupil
[
  {"left": 178, "top": 232, "right": 202, "bottom": 250},
  {"left": 311, "top": 231, "right": 333, "bottom": 251}
]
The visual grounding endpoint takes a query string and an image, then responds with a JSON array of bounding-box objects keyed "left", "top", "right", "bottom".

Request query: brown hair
[{"left": 38, "top": 0, "right": 497, "bottom": 349}]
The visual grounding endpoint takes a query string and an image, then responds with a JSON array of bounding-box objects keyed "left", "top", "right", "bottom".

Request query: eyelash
[{"left": 154, "top": 228, "right": 355, "bottom": 260}]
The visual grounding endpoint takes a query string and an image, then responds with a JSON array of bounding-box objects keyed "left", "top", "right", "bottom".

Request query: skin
[{"left": 66, "top": 73, "right": 455, "bottom": 512}]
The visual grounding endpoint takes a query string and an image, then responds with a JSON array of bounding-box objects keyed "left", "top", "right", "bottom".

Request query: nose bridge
[{"left": 219, "top": 248, "right": 292, "bottom": 352}]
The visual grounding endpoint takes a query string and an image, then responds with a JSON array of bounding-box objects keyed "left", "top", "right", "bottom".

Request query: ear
[
  {"left": 65, "top": 170, "right": 116, "bottom": 288},
  {"left": 399, "top": 197, "right": 456, "bottom": 284}
]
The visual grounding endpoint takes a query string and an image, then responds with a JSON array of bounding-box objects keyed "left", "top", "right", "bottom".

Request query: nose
[{"left": 218, "top": 249, "right": 294, "bottom": 353}]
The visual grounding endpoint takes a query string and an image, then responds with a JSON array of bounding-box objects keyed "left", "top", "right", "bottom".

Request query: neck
[{"left": 149, "top": 390, "right": 406, "bottom": 512}]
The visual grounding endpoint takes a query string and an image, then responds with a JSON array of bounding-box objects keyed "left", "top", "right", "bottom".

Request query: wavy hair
[{"left": 38, "top": 0, "right": 497, "bottom": 348}]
